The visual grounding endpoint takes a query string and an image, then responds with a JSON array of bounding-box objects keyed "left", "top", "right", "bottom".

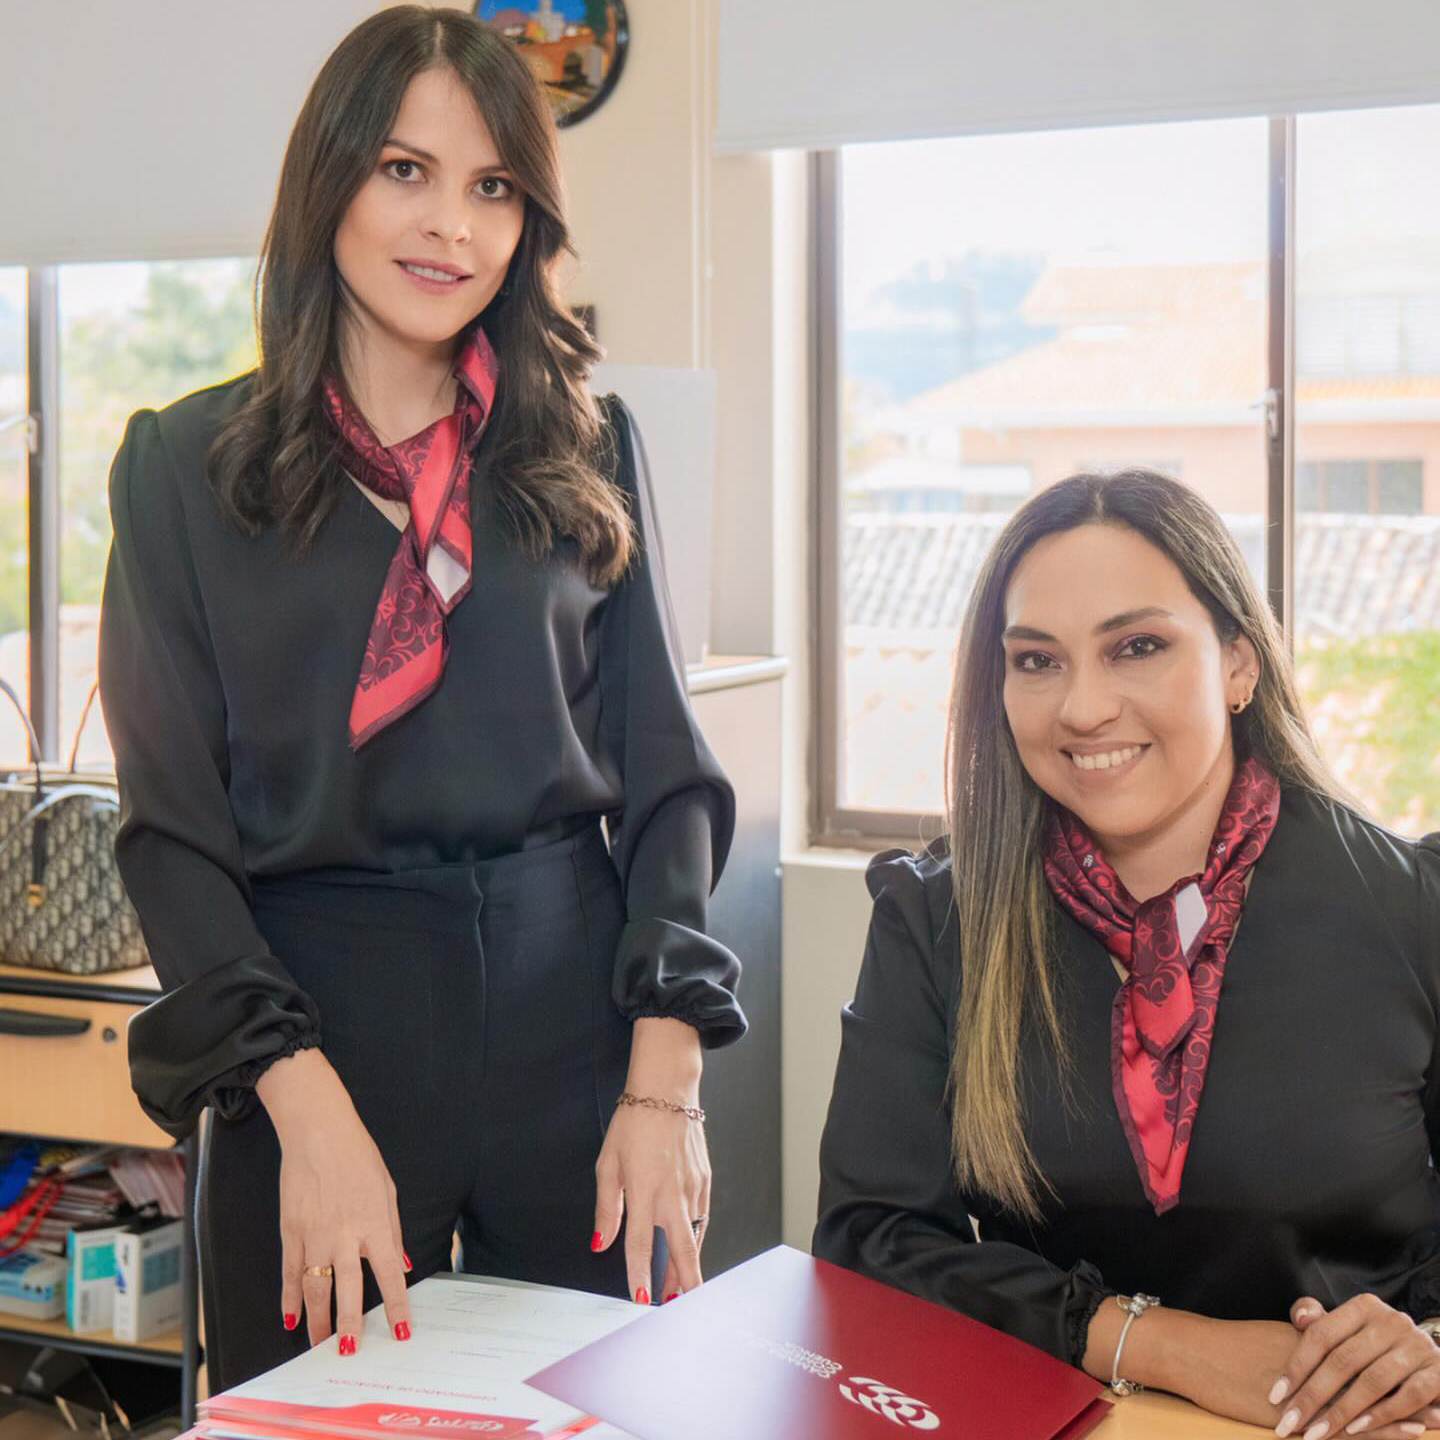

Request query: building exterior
[{"left": 850, "top": 257, "right": 1440, "bottom": 517}]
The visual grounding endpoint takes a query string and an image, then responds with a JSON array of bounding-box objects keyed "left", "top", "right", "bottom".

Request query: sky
[
  {"left": 478, "top": 0, "right": 591, "bottom": 20},
  {"left": 843, "top": 104, "right": 1440, "bottom": 309}
]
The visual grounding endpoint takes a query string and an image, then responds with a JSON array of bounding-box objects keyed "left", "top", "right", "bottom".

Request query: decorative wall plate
[{"left": 474, "top": 1, "right": 629, "bottom": 128}]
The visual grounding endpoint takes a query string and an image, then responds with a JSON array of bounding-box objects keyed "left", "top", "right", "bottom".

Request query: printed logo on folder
[{"left": 526, "top": 1245, "right": 1110, "bottom": 1440}]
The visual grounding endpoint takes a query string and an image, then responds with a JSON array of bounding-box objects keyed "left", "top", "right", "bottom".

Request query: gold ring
[{"left": 304, "top": 1264, "right": 335, "bottom": 1278}]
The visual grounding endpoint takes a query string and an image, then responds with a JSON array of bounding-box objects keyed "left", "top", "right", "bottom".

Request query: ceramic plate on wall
[{"left": 473, "top": 1, "right": 629, "bottom": 128}]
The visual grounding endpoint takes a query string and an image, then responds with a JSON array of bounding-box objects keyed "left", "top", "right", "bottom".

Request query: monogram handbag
[{"left": 0, "top": 677, "right": 150, "bottom": 975}]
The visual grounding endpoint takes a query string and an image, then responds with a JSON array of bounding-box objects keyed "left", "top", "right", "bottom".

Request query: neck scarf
[
  {"left": 321, "top": 325, "right": 499, "bottom": 749},
  {"left": 1041, "top": 757, "right": 1280, "bottom": 1214}
]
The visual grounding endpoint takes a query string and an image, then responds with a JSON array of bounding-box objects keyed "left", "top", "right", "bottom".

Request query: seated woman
[{"left": 814, "top": 470, "right": 1440, "bottom": 1440}]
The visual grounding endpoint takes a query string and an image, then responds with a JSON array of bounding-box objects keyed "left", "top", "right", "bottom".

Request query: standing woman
[
  {"left": 815, "top": 471, "right": 1440, "bottom": 1438},
  {"left": 99, "top": 5, "right": 744, "bottom": 1392}
]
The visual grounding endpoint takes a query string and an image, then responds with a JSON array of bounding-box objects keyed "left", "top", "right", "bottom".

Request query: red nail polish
[
  {"left": 394, "top": 1321, "right": 411, "bottom": 1341},
  {"left": 338, "top": 1335, "right": 356, "bottom": 1356},
  {"left": 663, "top": 1293, "right": 679, "bottom": 1304},
  {"left": 635, "top": 1287, "right": 650, "bottom": 1307},
  {"left": 403, "top": 1251, "right": 413, "bottom": 1273},
  {"left": 590, "top": 1231, "right": 603, "bottom": 1252},
  {"left": 283, "top": 1313, "right": 298, "bottom": 1331}
]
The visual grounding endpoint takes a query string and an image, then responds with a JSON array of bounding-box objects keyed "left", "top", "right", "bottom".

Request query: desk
[
  {"left": 1109, "top": 1393, "right": 1272, "bottom": 1436},
  {"left": 1109, "top": 1391, "right": 1437, "bottom": 1437}
]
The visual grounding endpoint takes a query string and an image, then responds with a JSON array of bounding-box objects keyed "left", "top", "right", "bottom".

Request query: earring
[{"left": 1230, "top": 693, "right": 1252, "bottom": 715}]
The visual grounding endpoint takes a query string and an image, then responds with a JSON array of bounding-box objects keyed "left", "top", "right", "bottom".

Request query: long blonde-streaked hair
[{"left": 945, "top": 470, "right": 1345, "bottom": 1219}]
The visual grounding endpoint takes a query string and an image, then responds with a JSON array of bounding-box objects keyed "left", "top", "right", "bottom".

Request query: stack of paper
[{"left": 190, "top": 1276, "right": 644, "bottom": 1440}]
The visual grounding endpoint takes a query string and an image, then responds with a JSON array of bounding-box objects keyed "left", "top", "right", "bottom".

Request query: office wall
[{"left": 550, "top": 1, "right": 844, "bottom": 1249}]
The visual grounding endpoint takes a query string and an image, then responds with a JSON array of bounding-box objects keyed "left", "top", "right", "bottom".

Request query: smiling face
[
  {"left": 1001, "top": 521, "right": 1259, "bottom": 860},
  {"left": 332, "top": 66, "right": 525, "bottom": 353}
]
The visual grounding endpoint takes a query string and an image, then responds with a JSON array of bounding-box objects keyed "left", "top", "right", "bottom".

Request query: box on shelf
[
  {"left": 64, "top": 1224, "right": 127, "bottom": 1335},
  {"left": 113, "top": 1217, "right": 182, "bottom": 1344},
  {"left": 0, "top": 1250, "right": 66, "bottom": 1322}
]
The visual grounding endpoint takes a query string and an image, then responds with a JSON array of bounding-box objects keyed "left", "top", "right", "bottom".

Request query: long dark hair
[
  {"left": 943, "top": 470, "right": 1345, "bottom": 1218},
  {"left": 209, "top": 5, "right": 633, "bottom": 583}
]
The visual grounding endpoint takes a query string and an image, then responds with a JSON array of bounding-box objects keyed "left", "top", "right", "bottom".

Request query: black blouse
[
  {"left": 98, "top": 374, "right": 745, "bottom": 1139},
  {"left": 813, "top": 787, "right": 1440, "bottom": 1367}
]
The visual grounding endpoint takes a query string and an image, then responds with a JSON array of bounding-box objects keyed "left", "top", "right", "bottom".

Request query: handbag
[{"left": 0, "top": 677, "right": 150, "bottom": 975}]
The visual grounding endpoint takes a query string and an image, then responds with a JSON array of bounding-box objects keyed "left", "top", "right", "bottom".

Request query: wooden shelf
[{"left": 0, "top": 1309, "right": 184, "bottom": 1360}]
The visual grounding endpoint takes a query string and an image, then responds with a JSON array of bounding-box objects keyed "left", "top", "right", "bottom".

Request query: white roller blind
[
  {"left": 0, "top": 1, "right": 377, "bottom": 265},
  {"left": 715, "top": 0, "right": 1440, "bottom": 153}
]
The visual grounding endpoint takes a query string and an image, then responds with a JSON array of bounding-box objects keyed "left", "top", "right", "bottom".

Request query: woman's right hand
[
  {"left": 1091, "top": 1305, "right": 1434, "bottom": 1437},
  {"left": 257, "top": 1049, "right": 412, "bottom": 1353}
]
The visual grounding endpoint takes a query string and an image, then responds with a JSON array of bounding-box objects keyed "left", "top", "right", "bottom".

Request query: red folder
[{"left": 527, "top": 1245, "right": 1110, "bottom": 1440}]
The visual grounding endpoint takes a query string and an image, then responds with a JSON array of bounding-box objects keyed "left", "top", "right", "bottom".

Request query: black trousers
[{"left": 196, "top": 826, "right": 643, "bottom": 1392}]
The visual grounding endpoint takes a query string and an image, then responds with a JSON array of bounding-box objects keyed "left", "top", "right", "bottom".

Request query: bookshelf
[{"left": 0, "top": 961, "right": 200, "bottom": 1425}]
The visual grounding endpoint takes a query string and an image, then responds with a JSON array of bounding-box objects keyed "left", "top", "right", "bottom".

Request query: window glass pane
[
  {"left": 1294, "top": 104, "right": 1440, "bottom": 837},
  {"left": 1377, "top": 459, "right": 1423, "bottom": 514},
  {"left": 0, "top": 269, "right": 30, "bottom": 765},
  {"left": 838, "top": 118, "right": 1269, "bottom": 817},
  {"left": 1324, "top": 460, "right": 1370, "bottom": 513},
  {"left": 60, "top": 259, "right": 258, "bottom": 768}
]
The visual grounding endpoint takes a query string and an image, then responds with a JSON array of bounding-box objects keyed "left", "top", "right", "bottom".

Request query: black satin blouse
[
  {"left": 98, "top": 374, "right": 744, "bottom": 1139},
  {"left": 814, "top": 788, "right": 1440, "bottom": 1367}
]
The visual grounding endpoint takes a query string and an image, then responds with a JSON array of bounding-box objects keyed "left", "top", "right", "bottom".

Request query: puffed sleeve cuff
[
  {"left": 1066, "top": 1263, "right": 1111, "bottom": 1369},
  {"left": 128, "top": 953, "right": 322, "bottom": 1139},
  {"left": 613, "top": 916, "right": 747, "bottom": 1049}
]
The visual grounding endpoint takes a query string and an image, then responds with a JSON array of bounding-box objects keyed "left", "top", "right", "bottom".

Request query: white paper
[{"left": 204, "top": 1276, "right": 643, "bottom": 1440}]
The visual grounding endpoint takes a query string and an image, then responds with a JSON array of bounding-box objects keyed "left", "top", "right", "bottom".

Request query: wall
[
  {"left": 558, "top": 0, "right": 709, "bottom": 370},
  {"left": 952, "top": 420, "right": 1440, "bottom": 513}
]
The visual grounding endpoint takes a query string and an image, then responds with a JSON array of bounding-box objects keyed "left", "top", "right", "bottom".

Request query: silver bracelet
[{"left": 1110, "top": 1292, "right": 1161, "bottom": 1396}]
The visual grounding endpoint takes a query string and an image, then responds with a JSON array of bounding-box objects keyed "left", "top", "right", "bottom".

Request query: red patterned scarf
[
  {"left": 1041, "top": 757, "right": 1280, "bottom": 1214},
  {"left": 321, "top": 326, "right": 499, "bottom": 749}
]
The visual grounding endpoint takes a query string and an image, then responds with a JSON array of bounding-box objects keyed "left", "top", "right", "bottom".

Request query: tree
[
  {"left": 583, "top": 0, "right": 609, "bottom": 43},
  {"left": 59, "top": 260, "right": 258, "bottom": 609}
]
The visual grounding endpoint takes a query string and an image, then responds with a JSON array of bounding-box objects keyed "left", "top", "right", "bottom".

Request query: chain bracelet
[{"left": 616, "top": 1091, "right": 706, "bottom": 1124}]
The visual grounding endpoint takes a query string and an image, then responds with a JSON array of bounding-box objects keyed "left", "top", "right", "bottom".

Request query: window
[
  {"left": 819, "top": 103, "right": 1440, "bottom": 842},
  {"left": 820, "top": 118, "right": 1270, "bottom": 830},
  {"left": 58, "top": 259, "right": 258, "bottom": 767},
  {"left": 1298, "top": 459, "right": 1424, "bottom": 514},
  {"left": 5, "top": 259, "right": 257, "bottom": 772},
  {"left": 0, "top": 269, "right": 29, "bottom": 764},
  {"left": 1293, "top": 104, "right": 1440, "bottom": 838}
]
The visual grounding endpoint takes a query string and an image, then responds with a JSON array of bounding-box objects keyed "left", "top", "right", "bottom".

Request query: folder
[{"left": 527, "top": 1245, "right": 1111, "bottom": 1440}]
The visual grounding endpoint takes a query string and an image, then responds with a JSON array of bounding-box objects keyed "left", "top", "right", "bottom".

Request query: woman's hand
[
  {"left": 592, "top": 1017, "right": 709, "bottom": 1307},
  {"left": 1269, "top": 1296, "right": 1440, "bottom": 1438},
  {"left": 1105, "top": 1309, "right": 1314, "bottom": 1427},
  {"left": 257, "top": 1048, "right": 412, "bottom": 1353},
  {"left": 1087, "top": 1305, "right": 1434, "bottom": 1436}
]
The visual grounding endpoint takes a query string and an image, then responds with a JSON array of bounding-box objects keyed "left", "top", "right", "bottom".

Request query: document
[
  {"left": 528, "top": 1245, "right": 1112, "bottom": 1440},
  {"left": 202, "top": 1275, "right": 643, "bottom": 1440}
]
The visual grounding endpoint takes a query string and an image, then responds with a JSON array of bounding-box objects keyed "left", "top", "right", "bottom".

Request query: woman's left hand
[
  {"left": 592, "top": 1017, "right": 710, "bottom": 1307},
  {"left": 1270, "top": 1294, "right": 1440, "bottom": 1438}
]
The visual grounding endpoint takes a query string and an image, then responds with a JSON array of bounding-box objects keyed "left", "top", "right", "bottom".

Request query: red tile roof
[{"left": 844, "top": 512, "right": 1440, "bottom": 639}]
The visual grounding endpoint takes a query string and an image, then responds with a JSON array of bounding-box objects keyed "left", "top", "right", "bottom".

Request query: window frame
[{"left": 812, "top": 120, "right": 1299, "bottom": 848}]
